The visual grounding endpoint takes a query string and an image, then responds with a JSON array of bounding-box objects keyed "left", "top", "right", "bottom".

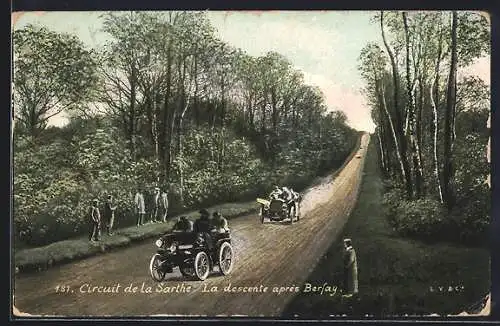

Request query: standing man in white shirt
[
  {"left": 161, "top": 188, "right": 169, "bottom": 223},
  {"left": 134, "top": 187, "right": 146, "bottom": 226}
]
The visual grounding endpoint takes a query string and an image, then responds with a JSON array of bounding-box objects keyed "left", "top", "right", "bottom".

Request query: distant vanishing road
[{"left": 14, "top": 134, "right": 370, "bottom": 317}]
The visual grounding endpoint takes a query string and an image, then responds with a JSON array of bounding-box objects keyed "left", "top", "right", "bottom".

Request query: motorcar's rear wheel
[
  {"left": 194, "top": 251, "right": 210, "bottom": 281},
  {"left": 149, "top": 254, "right": 166, "bottom": 282},
  {"left": 218, "top": 242, "right": 234, "bottom": 275}
]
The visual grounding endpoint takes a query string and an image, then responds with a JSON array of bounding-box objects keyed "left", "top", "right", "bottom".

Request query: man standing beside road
[
  {"left": 151, "top": 187, "right": 161, "bottom": 223},
  {"left": 161, "top": 188, "right": 169, "bottom": 223},
  {"left": 134, "top": 188, "right": 146, "bottom": 226},
  {"left": 89, "top": 199, "right": 101, "bottom": 242},
  {"left": 103, "top": 194, "right": 117, "bottom": 235},
  {"left": 342, "top": 238, "right": 358, "bottom": 297}
]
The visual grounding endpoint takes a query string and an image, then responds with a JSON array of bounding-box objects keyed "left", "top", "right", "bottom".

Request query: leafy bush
[
  {"left": 13, "top": 120, "right": 357, "bottom": 247},
  {"left": 383, "top": 184, "right": 489, "bottom": 245},
  {"left": 392, "top": 198, "right": 447, "bottom": 239}
]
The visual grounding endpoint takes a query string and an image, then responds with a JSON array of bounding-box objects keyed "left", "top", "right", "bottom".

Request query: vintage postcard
[{"left": 11, "top": 10, "right": 491, "bottom": 318}]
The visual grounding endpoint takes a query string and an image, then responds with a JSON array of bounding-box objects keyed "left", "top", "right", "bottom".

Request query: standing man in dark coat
[{"left": 342, "top": 238, "right": 358, "bottom": 297}]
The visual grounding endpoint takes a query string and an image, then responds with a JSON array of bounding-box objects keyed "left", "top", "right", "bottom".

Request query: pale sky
[{"left": 12, "top": 11, "right": 490, "bottom": 133}]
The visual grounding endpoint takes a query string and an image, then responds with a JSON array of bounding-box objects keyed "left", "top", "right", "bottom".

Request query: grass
[
  {"left": 14, "top": 201, "right": 259, "bottom": 274},
  {"left": 283, "top": 140, "right": 490, "bottom": 318}
]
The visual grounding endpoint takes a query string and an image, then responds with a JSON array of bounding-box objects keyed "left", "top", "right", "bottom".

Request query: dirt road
[{"left": 13, "top": 134, "right": 370, "bottom": 317}]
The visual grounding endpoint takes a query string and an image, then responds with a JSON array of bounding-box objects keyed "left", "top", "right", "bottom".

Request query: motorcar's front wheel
[
  {"left": 194, "top": 251, "right": 210, "bottom": 281},
  {"left": 218, "top": 242, "right": 234, "bottom": 275},
  {"left": 149, "top": 254, "right": 166, "bottom": 282}
]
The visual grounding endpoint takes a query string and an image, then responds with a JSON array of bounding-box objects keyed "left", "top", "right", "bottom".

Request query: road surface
[{"left": 13, "top": 134, "right": 370, "bottom": 317}]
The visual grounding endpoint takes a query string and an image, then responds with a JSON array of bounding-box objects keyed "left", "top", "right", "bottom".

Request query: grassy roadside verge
[
  {"left": 14, "top": 201, "right": 258, "bottom": 274},
  {"left": 13, "top": 134, "right": 363, "bottom": 276},
  {"left": 283, "top": 139, "right": 490, "bottom": 317}
]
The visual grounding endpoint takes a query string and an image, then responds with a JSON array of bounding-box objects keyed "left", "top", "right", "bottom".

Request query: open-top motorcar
[
  {"left": 257, "top": 196, "right": 300, "bottom": 224},
  {"left": 149, "top": 229, "right": 234, "bottom": 281}
]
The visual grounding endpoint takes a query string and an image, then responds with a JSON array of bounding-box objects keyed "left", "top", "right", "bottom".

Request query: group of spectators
[
  {"left": 89, "top": 194, "right": 118, "bottom": 242},
  {"left": 88, "top": 187, "right": 169, "bottom": 242},
  {"left": 134, "top": 187, "right": 169, "bottom": 226}
]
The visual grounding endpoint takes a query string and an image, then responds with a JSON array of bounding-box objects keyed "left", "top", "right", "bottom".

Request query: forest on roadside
[
  {"left": 358, "top": 11, "right": 490, "bottom": 245},
  {"left": 13, "top": 11, "right": 359, "bottom": 247}
]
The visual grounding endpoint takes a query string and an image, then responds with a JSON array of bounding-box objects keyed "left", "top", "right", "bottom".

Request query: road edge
[{"left": 13, "top": 133, "right": 365, "bottom": 276}]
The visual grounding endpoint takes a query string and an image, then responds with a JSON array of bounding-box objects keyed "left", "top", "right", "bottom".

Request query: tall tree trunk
[
  {"left": 176, "top": 58, "right": 187, "bottom": 156},
  {"left": 443, "top": 11, "right": 458, "bottom": 208},
  {"left": 271, "top": 87, "right": 278, "bottom": 134},
  {"left": 378, "top": 76, "right": 405, "bottom": 184},
  {"left": 376, "top": 103, "right": 390, "bottom": 174},
  {"left": 161, "top": 40, "right": 173, "bottom": 184},
  {"left": 129, "top": 65, "right": 137, "bottom": 157},
  {"left": 260, "top": 95, "right": 267, "bottom": 133},
  {"left": 218, "top": 77, "right": 226, "bottom": 172},
  {"left": 430, "top": 23, "right": 444, "bottom": 203},
  {"left": 178, "top": 57, "right": 196, "bottom": 207},
  {"left": 381, "top": 11, "right": 412, "bottom": 197},
  {"left": 403, "top": 12, "right": 423, "bottom": 198},
  {"left": 417, "top": 76, "right": 425, "bottom": 182},
  {"left": 193, "top": 52, "right": 199, "bottom": 126},
  {"left": 377, "top": 126, "right": 387, "bottom": 173}
]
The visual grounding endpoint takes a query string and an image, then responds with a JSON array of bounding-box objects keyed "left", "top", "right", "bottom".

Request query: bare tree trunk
[{"left": 443, "top": 11, "right": 458, "bottom": 208}]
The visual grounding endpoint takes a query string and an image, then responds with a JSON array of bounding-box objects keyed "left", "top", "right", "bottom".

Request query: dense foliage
[
  {"left": 13, "top": 12, "right": 358, "bottom": 247},
  {"left": 359, "top": 11, "right": 490, "bottom": 245}
]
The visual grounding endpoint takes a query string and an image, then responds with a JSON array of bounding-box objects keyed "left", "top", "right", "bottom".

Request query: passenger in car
[{"left": 211, "top": 211, "right": 229, "bottom": 233}]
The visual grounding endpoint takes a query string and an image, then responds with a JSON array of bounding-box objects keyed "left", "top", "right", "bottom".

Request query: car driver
[
  {"left": 194, "top": 209, "right": 214, "bottom": 250},
  {"left": 172, "top": 216, "right": 193, "bottom": 232},
  {"left": 269, "top": 186, "right": 283, "bottom": 200}
]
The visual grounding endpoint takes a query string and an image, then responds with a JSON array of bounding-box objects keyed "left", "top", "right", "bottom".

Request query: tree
[
  {"left": 442, "top": 11, "right": 458, "bottom": 208},
  {"left": 380, "top": 11, "right": 413, "bottom": 198},
  {"left": 13, "top": 24, "right": 99, "bottom": 137}
]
